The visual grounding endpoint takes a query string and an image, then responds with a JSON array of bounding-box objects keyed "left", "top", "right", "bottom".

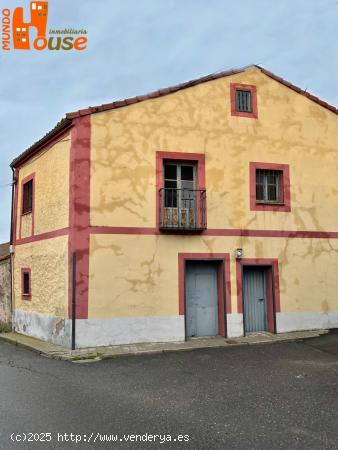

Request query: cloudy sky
[{"left": 0, "top": 0, "right": 337, "bottom": 242}]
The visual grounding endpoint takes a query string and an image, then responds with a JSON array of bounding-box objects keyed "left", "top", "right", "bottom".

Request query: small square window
[
  {"left": 32, "top": 3, "right": 37, "bottom": 10},
  {"left": 38, "top": 5, "right": 43, "bottom": 10},
  {"left": 250, "top": 162, "right": 291, "bottom": 212},
  {"left": 22, "top": 269, "right": 31, "bottom": 298},
  {"left": 230, "top": 83, "right": 258, "bottom": 118},
  {"left": 22, "top": 38, "right": 26, "bottom": 43},
  {"left": 236, "top": 89, "right": 252, "bottom": 113},
  {"left": 22, "top": 179, "right": 33, "bottom": 214}
]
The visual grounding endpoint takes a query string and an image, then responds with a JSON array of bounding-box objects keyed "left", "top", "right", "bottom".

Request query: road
[{"left": 0, "top": 333, "right": 338, "bottom": 449}]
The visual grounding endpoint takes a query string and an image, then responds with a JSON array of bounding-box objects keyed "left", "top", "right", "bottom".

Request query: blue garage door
[
  {"left": 243, "top": 267, "right": 267, "bottom": 333},
  {"left": 185, "top": 262, "right": 218, "bottom": 337}
]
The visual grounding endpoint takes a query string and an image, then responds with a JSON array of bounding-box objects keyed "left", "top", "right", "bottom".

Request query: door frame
[
  {"left": 236, "top": 258, "right": 281, "bottom": 335},
  {"left": 178, "top": 253, "right": 231, "bottom": 339}
]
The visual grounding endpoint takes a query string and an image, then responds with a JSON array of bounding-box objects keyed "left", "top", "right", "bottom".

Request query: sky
[{"left": 0, "top": 0, "right": 337, "bottom": 242}]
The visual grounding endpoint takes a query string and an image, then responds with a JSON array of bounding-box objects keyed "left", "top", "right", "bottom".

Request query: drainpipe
[
  {"left": 9, "top": 167, "right": 16, "bottom": 331},
  {"left": 71, "top": 252, "right": 76, "bottom": 350}
]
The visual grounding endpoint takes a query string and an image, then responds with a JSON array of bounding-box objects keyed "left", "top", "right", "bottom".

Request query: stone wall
[{"left": 0, "top": 257, "right": 11, "bottom": 331}]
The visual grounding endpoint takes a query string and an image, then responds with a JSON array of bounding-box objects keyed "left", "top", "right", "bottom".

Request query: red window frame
[
  {"left": 230, "top": 83, "right": 258, "bottom": 118},
  {"left": 22, "top": 179, "right": 33, "bottom": 214},
  {"left": 155, "top": 151, "right": 206, "bottom": 231},
  {"left": 21, "top": 268, "right": 32, "bottom": 299},
  {"left": 19, "top": 173, "right": 35, "bottom": 239},
  {"left": 249, "top": 162, "right": 291, "bottom": 212}
]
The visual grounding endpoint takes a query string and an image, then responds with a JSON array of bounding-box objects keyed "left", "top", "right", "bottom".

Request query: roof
[
  {"left": 0, "top": 242, "right": 10, "bottom": 261},
  {"left": 10, "top": 118, "right": 72, "bottom": 168},
  {"left": 11, "top": 65, "right": 338, "bottom": 168}
]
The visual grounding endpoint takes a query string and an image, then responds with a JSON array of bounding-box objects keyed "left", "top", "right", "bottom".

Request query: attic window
[
  {"left": 230, "top": 83, "right": 258, "bottom": 118},
  {"left": 236, "top": 90, "right": 252, "bottom": 113}
]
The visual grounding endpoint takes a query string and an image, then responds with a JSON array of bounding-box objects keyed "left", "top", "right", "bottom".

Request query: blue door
[
  {"left": 243, "top": 267, "right": 267, "bottom": 332},
  {"left": 185, "top": 262, "right": 218, "bottom": 337}
]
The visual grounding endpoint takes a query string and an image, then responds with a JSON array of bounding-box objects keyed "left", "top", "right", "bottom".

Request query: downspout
[{"left": 9, "top": 167, "right": 16, "bottom": 331}]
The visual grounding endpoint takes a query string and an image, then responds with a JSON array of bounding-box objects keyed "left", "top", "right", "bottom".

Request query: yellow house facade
[{"left": 10, "top": 66, "right": 338, "bottom": 348}]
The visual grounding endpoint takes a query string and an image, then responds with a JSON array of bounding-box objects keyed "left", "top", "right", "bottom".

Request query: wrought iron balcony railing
[{"left": 159, "top": 188, "right": 207, "bottom": 231}]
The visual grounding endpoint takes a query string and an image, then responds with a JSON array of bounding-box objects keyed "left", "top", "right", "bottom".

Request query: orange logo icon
[{"left": 13, "top": 2, "right": 48, "bottom": 50}]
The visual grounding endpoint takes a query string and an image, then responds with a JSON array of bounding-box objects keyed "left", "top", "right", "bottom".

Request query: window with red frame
[
  {"left": 230, "top": 83, "right": 258, "bottom": 118},
  {"left": 22, "top": 269, "right": 31, "bottom": 298},
  {"left": 249, "top": 162, "right": 291, "bottom": 212},
  {"left": 22, "top": 179, "right": 33, "bottom": 214}
]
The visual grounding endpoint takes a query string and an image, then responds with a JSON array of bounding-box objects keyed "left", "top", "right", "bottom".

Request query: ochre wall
[
  {"left": 16, "top": 133, "right": 71, "bottom": 240},
  {"left": 90, "top": 67, "right": 338, "bottom": 232},
  {"left": 89, "top": 234, "right": 338, "bottom": 318},
  {"left": 13, "top": 235, "right": 69, "bottom": 317}
]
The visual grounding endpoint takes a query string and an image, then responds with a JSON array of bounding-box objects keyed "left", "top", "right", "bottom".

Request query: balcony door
[{"left": 163, "top": 162, "right": 197, "bottom": 228}]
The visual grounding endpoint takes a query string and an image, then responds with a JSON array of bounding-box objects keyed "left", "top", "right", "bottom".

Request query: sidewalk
[{"left": 0, "top": 329, "right": 329, "bottom": 362}]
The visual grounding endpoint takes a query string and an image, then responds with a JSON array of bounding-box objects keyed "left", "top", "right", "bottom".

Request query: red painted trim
[
  {"left": 19, "top": 173, "right": 35, "bottom": 239},
  {"left": 13, "top": 168, "right": 19, "bottom": 243},
  {"left": 89, "top": 226, "right": 338, "bottom": 239},
  {"left": 178, "top": 253, "right": 231, "bottom": 337},
  {"left": 265, "top": 268, "right": 275, "bottom": 333},
  {"left": 236, "top": 259, "right": 280, "bottom": 324},
  {"left": 230, "top": 83, "right": 258, "bottom": 119},
  {"left": 21, "top": 267, "right": 31, "bottom": 299},
  {"left": 68, "top": 116, "right": 91, "bottom": 320},
  {"left": 155, "top": 151, "right": 206, "bottom": 230},
  {"left": 250, "top": 162, "right": 291, "bottom": 212},
  {"left": 15, "top": 228, "right": 69, "bottom": 246}
]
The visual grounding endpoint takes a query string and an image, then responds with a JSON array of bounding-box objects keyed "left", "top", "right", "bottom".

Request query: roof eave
[{"left": 10, "top": 117, "right": 73, "bottom": 169}]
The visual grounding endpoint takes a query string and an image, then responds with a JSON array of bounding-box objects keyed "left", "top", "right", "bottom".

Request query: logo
[{"left": 2, "top": 1, "right": 88, "bottom": 51}]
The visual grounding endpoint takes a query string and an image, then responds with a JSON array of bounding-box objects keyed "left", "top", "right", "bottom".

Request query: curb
[{"left": 0, "top": 330, "right": 329, "bottom": 362}]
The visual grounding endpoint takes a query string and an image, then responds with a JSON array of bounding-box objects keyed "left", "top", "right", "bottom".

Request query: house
[
  {"left": 10, "top": 65, "right": 338, "bottom": 348},
  {"left": 0, "top": 242, "right": 11, "bottom": 331}
]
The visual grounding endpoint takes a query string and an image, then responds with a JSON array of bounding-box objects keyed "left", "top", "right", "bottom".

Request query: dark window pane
[
  {"left": 267, "top": 185, "right": 277, "bottom": 201},
  {"left": 164, "top": 164, "right": 177, "bottom": 180},
  {"left": 181, "top": 165, "right": 194, "bottom": 181},
  {"left": 256, "top": 170, "right": 264, "bottom": 184},
  {"left": 267, "top": 173, "right": 277, "bottom": 184},
  {"left": 23, "top": 272, "right": 30, "bottom": 294},
  {"left": 164, "top": 189, "right": 177, "bottom": 208},
  {"left": 164, "top": 180, "right": 177, "bottom": 190},
  {"left": 22, "top": 180, "right": 33, "bottom": 214},
  {"left": 256, "top": 184, "right": 264, "bottom": 201},
  {"left": 236, "top": 90, "right": 252, "bottom": 112}
]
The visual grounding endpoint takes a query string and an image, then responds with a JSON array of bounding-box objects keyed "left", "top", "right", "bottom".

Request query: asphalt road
[{"left": 0, "top": 334, "right": 338, "bottom": 450}]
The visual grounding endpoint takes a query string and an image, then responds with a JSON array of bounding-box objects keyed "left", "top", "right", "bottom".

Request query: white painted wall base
[
  {"left": 226, "top": 313, "right": 244, "bottom": 337},
  {"left": 75, "top": 315, "right": 185, "bottom": 348},
  {"left": 13, "top": 310, "right": 338, "bottom": 349},
  {"left": 14, "top": 310, "right": 71, "bottom": 347},
  {"left": 276, "top": 311, "right": 338, "bottom": 333}
]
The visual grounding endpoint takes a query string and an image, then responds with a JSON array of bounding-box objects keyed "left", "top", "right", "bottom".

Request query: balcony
[{"left": 159, "top": 188, "right": 207, "bottom": 231}]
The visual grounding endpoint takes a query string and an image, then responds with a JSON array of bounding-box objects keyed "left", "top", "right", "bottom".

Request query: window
[
  {"left": 230, "top": 83, "right": 258, "bottom": 118},
  {"left": 236, "top": 90, "right": 252, "bottom": 113},
  {"left": 21, "top": 269, "right": 31, "bottom": 298},
  {"left": 163, "top": 162, "right": 195, "bottom": 209},
  {"left": 22, "top": 179, "right": 33, "bottom": 214},
  {"left": 256, "top": 169, "right": 282, "bottom": 203},
  {"left": 249, "top": 162, "right": 291, "bottom": 212},
  {"left": 156, "top": 151, "right": 207, "bottom": 231}
]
